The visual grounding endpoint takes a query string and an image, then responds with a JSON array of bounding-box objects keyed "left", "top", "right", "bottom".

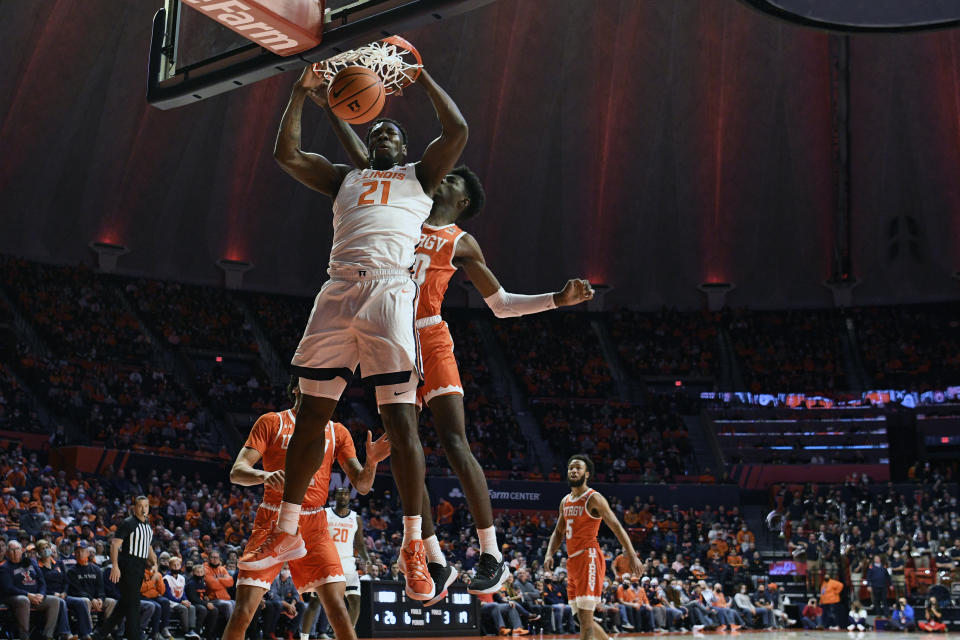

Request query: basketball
[{"left": 327, "top": 66, "right": 385, "bottom": 124}]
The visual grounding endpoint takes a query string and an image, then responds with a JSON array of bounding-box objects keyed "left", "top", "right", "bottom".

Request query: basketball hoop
[{"left": 312, "top": 36, "right": 422, "bottom": 95}]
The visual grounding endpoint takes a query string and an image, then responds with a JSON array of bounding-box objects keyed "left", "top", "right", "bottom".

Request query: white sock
[
  {"left": 478, "top": 525, "right": 502, "bottom": 562},
  {"left": 402, "top": 515, "right": 422, "bottom": 547},
  {"left": 423, "top": 534, "right": 446, "bottom": 566},
  {"left": 277, "top": 501, "right": 301, "bottom": 535}
]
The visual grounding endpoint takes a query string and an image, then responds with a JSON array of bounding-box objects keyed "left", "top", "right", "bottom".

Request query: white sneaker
[
  {"left": 856, "top": 625, "right": 865, "bottom": 631},
  {"left": 847, "top": 625, "right": 856, "bottom": 631},
  {"left": 692, "top": 625, "right": 705, "bottom": 632}
]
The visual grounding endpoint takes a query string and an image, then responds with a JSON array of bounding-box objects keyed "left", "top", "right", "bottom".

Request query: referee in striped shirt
[{"left": 96, "top": 496, "right": 155, "bottom": 640}]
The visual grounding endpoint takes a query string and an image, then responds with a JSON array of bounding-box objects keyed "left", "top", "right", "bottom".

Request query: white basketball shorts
[{"left": 291, "top": 269, "right": 422, "bottom": 405}]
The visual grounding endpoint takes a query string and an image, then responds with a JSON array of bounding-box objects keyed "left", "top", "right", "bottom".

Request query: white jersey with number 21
[{"left": 329, "top": 163, "right": 432, "bottom": 273}]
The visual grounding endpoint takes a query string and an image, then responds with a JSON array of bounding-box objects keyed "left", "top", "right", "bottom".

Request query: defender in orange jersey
[
  {"left": 544, "top": 455, "right": 643, "bottom": 640},
  {"left": 223, "top": 377, "right": 390, "bottom": 640},
  {"left": 411, "top": 166, "right": 595, "bottom": 602}
]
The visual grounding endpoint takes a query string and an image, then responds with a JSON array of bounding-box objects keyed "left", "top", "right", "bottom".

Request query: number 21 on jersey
[{"left": 357, "top": 180, "right": 391, "bottom": 206}]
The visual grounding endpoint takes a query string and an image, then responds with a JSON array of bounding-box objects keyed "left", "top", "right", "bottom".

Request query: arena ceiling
[{"left": 2, "top": 1, "right": 960, "bottom": 309}]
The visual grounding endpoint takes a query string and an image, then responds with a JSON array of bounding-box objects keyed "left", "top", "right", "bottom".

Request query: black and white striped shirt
[{"left": 116, "top": 516, "right": 153, "bottom": 560}]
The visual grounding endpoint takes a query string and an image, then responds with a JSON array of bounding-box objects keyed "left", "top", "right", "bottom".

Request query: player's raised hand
[
  {"left": 366, "top": 430, "right": 392, "bottom": 463},
  {"left": 264, "top": 469, "right": 285, "bottom": 490},
  {"left": 555, "top": 278, "right": 594, "bottom": 307},
  {"left": 296, "top": 65, "right": 326, "bottom": 91}
]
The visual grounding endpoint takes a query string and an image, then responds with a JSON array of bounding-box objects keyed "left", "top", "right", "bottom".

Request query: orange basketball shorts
[
  {"left": 415, "top": 321, "right": 463, "bottom": 407},
  {"left": 566, "top": 546, "right": 605, "bottom": 610},
  {"left": 237, "top": 505, "right": 344, "bottom": 593}
]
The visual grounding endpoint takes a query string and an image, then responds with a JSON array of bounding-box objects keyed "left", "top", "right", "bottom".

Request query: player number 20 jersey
[
  {"left": 325, "top": 508, "right": 358, "bottom": 559},
  {"left": 330, "top": 163, "right": 433, "bottom": 273}
]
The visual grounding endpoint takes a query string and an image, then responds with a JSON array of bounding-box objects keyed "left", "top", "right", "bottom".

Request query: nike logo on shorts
[{"left": 394, "top": 391, "right": 404, "bottom": 396}]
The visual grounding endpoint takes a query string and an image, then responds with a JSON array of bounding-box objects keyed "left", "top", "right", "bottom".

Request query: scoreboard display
[{"left": 357, "top": 580, "right": 480, "bottom": 637}]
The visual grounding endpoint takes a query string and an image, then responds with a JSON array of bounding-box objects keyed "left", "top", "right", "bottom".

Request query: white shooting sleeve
[{"left": 483, "top": 287, "right": 557, "bottom": 318}]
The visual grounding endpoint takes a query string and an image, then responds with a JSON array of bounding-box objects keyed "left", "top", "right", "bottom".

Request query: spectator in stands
[
  {"left": 819, "top": 572, "right": 843, "bottom": 630},
  {"left": 1, "top": 540, "right": 63, "bottom": 640},
  {"left": 67, "top": 543, "right": 113, "bottom": 640},
  {"left": 36, "top": 539, "right": 85, "bottom": 640},
  {"left": 801, "top": 598, "right": 824, "bottom": 630},
  {"left": 847, "top": 600, "right": 867, "bottom": 631},
  {"left": 203, "top": 550, "right": 234, "bottom": 622},
  {"left": 706, "top": 583, "right": 744, "bottom": 631},
  {"left": 733, "top": 583, "right": 772, "bottom": 629},
  {"left": 513, "top": 570, "right": 550, "bottom": 630},
  {"left": 186, "top": 563, "right": 220, "bottom": 640},
  {"left": 262, "top": 567, "right": 304, "bottom": 640},
  {"left": 865, "top": 554, "right": 891, "bottom": 615},
  {"left": 541, "top": 573, "right": 574, "bottom": 634},
  {"left": 140, "top": 559, "right": 173, "bottom": 640},
  {"left": 890, "top": 597, "right": 916, "bottom": 632},
  {"left": 162, "top": 556, "right": 201, "bottom": 639}
]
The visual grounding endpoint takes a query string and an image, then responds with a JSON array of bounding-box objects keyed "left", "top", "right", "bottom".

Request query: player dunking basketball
[
  {"left": 239, "top": 63, "right": 468, "bottom": 602},
  {"left": 224, "top": 377, "right": 389, "bottom": 640},
  {"left": 412, "top": 166, "right": 594, "bottom": 602},
  {"left": 544, "top": 456, "right": 642, "bottom": 640}
]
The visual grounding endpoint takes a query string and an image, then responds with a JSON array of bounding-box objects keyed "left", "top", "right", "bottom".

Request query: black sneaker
[
  {"left": 424, "top": 562, "right": 458, "bottom": 607},
  {"left": 467, "top": 552, "right": 508, "bottom": 594}
]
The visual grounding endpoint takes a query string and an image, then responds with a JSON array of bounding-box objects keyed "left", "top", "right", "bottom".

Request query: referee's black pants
[{"left": 99, "top": 556, "right": 147, "bottom": 640}]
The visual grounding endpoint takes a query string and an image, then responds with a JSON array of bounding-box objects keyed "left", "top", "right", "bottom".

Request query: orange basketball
[{"left": 327, "top": 66, "right": 385, "bottom": 125}]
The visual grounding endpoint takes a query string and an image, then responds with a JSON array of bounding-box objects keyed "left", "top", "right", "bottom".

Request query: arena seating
[
  {"left": 726, "top": 308, "right": 847, "bottom": 394},
  {"left": 610, "top": 308, "right": 721, "bottom": 379},
  {"left": 493, "top": 313, "right": 615, "bottom": 399},
  {"left": 850, "top": 303, "right": 960, "bottom": 389}
]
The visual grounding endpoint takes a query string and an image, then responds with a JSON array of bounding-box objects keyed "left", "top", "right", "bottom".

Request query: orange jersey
[
  {"left": 243, "top": 410, "right": 356, "bottom": 508},
  {"left": 562, "top": 488, "right": 603, "bottom": 556},
  {"left": 413, "top": 223, "right": 466, "bottom": 319}
]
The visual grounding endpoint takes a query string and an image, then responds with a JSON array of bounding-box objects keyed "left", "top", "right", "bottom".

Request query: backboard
[{"left": 147, "top": 0, "right": 495, "bottom": 110}]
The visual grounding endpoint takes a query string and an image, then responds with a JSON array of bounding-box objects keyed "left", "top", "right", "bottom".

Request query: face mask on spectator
[{"left": 280, "top": 570, "right": 291, "bottom": 581}]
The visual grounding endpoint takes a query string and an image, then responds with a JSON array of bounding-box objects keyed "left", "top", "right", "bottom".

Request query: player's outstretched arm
[
  {"left": 341, "top": 430, "right": 391, "bottom": 494},
  {"left": 414, "top": 69, "right": 468, "bottom": 196},
  {"left": 543, "top": 507, "right": 566, "bottom": 571},
  {"left": 274, "top": 67, "right": 354, "bottom": 197},
  {"left": 455, "top": 234, "right": 594, "bottom": 317},
  {"left": 229, "top": 447, "right": 283, "bottom": 489},
  {"left": 591, "top": 493, "right": 643, "bottom": 576},
  {"left": 306, "top": 78, "right": 369, "bottom": 169}
]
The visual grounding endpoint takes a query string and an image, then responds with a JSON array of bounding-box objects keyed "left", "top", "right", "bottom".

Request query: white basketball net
[{"left": 314, "top": 39, "right": 421, "bottom": 95}]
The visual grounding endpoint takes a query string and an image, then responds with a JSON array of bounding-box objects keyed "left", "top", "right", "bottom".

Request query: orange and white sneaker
[
  {"left": 398, "top": 540, "right": 435, "bottom": 601},
  {"left": 237, "top": 525, "right": 306, "bottom": 571}
]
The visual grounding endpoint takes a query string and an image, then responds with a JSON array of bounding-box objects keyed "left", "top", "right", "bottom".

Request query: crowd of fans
[
  {"left": 609, "top": 308, "right": 720, "bottom": 379},
  {"left": 768, "top": 469, "right": 960, "bottom": 628},
  {"left": 0, "top": 258, "right": 151, "bottom": 364},
  {"left": 0, "top": 441, "right": 791, "bottom": 639},
  {"left": 532, "top": 394, "right": 694, "bottom": 483},
  {"left": 493, "top": 314, "right": 615, "bottom": 399},
  {"left": 0, "top": 362, "right": 41, "bottom": 435},
  {"left": 851, "top": 303, "right": 960, "bottom": 390},
  {"left": 726, "top": 309, "right": 847, "bottom": 394},
  {"left": 123, "top": 280, "right": 257, "bottom": 355}
]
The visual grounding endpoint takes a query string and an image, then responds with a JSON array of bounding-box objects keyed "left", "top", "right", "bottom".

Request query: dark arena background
[{"left": 1, "top": 1, "right": 960, "bottom": 640}]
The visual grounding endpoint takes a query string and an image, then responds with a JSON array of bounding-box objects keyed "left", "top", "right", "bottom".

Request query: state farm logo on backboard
[{"left": 182, "top": 0, "right": 323, "bottom": 56}]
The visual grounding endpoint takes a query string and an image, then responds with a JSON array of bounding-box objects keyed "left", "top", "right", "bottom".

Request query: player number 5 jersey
[
  {"left": 330, "top": 163, "right": 432, "bottom": 273},
  {"left": 562, "top": 489, "right": 602, "bottom": 555}
]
